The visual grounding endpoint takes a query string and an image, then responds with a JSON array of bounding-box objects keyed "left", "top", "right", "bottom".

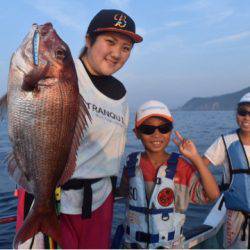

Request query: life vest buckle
[
  {"left": 155, "top": 177, "right": 161, "bottom": 185},
  {"left": 162, "top": 213, "right": 169, "bottom": 221}
]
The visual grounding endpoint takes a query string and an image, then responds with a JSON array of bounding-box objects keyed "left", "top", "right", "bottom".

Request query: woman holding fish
[
  {"left": 10, "top": 8, "right": 142, "bottom": 249},
  {"left": 59, "top": 9, "right": 143, "bottom": 249}
]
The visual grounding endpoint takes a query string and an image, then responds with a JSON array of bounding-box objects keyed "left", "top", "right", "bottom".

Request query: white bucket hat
[
  {"left": 135, "top": 100, "right": 173, "bottom": 128},
  {"left": 239, "top": 92, "right": 250, "bottom": 103}
]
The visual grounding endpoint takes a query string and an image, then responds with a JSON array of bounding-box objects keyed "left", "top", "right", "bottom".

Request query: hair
[
  {"left": 78, "top": 32, "right": 98, "bottom": 59},
  {"left": 237, "top": 102, "right": 250, "bottom": 110}
]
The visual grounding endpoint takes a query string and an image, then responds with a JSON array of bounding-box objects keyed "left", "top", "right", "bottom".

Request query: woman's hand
[{"left": 173, "top": 131, "right": 199, "bottom": 162}]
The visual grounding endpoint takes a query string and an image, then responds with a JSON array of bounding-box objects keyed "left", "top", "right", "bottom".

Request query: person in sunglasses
[
  {"left": 203, "top": 92, "right": 250, "bottom": 249},
  {"left": 117, "top": 100, "right": 220, "bottom": 249}
]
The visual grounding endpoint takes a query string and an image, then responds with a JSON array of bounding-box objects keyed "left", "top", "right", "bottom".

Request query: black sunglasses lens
[
  {"left": 238, "top": 109, "right": 249, "bottom": 116},
  {"left": 138, "top": 123, "right": 173, "bottom": 135},
  {"left": 138, "top": 125, "right": 155, "bottom": 135},
  {"left": 158, "top": 124, "right": 173, "bottom": 133}
]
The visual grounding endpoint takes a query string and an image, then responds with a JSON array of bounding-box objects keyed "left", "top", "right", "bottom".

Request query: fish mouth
[{"left": 37, "top": 78, "right": 55, "bottom": 88}]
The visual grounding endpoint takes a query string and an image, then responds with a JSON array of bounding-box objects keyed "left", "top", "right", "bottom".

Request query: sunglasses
[
  {"left": 138, "top": 123, "right": 173, "bottom": 135},
  {"left": 237, "top": 109, "right": 250, "bottom": 117}
]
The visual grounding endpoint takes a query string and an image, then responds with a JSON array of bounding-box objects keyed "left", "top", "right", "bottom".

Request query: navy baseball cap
[{"left": 87, "top": 9, "right": 143, "bottom": 43}]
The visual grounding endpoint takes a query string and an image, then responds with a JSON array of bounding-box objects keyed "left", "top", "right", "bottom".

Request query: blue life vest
[
  {"left": 123, "top": 152, "right": 185, "bottom": 249},
  {"left": 222, "top": 129, "right": 250, "bottom": 213}
]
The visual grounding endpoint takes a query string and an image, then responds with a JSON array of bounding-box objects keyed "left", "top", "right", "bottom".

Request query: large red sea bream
[{"left": 0, "top": 23, "right": 90, "bottom": 248}]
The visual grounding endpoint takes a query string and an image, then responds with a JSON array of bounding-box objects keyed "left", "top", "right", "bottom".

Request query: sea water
[
  {"left": 0, "top": 110, "right": 236, "bottom": 248},
  {"left": 0, "top": 117, "right": 17, "bottom": 249}
]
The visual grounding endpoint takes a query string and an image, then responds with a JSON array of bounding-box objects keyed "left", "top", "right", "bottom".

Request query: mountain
[{"left": 181, "top": 87, "right": 250, "bottom": 111}]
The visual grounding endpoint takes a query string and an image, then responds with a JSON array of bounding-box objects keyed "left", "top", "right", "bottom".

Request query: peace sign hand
[{"left": 173, "top": 131, "right": 199, "bottom": 161}]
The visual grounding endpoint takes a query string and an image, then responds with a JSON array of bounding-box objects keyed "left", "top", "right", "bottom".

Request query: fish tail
[{"left": 13, "top": 204, "right": 61, "bottom": 249}]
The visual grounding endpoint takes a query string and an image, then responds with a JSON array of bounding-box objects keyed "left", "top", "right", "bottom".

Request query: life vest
[
  {"left": 124, "top": 152, "right": 185, "bottom": 249},
  {"left": 222, "top": 129, "right": 250, "bottom": 213}
]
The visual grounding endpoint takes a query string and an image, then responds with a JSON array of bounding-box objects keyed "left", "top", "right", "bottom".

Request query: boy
[
  {"left": 119, "top": 100, "right": 220, "bottom": 248},
  {"left": 203, "top": 93, "right": 250, "bottom": 249}
]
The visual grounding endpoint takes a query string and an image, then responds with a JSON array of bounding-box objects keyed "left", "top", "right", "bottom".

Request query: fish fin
[
  {"left": 58, "top": 95, "right": 91, "bottom": 185},
  {"left": 7, "top": 156, "right": 34, "bottom": 194},
  {"left": 13, "top": 204, "right": 61, "bottom": 249},
  {"left": 0, "top": 94, "right": 7, "bottom": 121}
]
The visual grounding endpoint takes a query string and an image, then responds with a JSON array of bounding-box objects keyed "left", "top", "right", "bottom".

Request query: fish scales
[{"left": 9, "top": 83, "right": 78, "bottom": 197}]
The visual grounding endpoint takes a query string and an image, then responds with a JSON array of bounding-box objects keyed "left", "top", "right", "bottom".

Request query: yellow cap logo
[{"left": 114, "top": 14, "right": 127, "bottom": 28}]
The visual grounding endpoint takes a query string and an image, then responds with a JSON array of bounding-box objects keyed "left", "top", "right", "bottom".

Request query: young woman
[
  {"left": 59, "top": 9, "right": 143, "bottom": 249},
  {"left": 203, "top": 93, "right": 250, "bottom": 249}
]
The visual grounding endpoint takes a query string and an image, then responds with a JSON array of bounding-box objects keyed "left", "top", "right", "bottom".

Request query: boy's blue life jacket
[
  {"left": 221, "top": 129, "right": 250, "bottom": 213},
  {"left": 112, "top": 152, "right": 182, "bottom": 249}
]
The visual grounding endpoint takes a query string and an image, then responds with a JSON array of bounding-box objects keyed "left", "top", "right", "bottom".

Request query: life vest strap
[
  {"left": 135, "top": 231, "right": 159, "bottom": 243},
  {"left": 111, "top": 224, "right": 125, "bottom": 249},
  {"left": 219, "top": 183, "right": 230, "bottom": 192},
  {"left": 241, "top": 212, "right": 250, "bottom": 246},
  {"left": 129, "top": 205, "right": 173, "bottom": 215},
  {"left": 110, "top": 176, "right": 117, "bottom": 194},
  {"left": 165, "top": 153, "right": 179, "bottom": 179},
  {"left": 29, "top": 235, "right": 35, "bottom": 249},
  {"left": 231, "top": 169, "right": 250, "bottom": 174},
  {"left": 126, "top": 227, "right": 175, "bottom": 243},
  {"left": 61, "top": 178, "right": 102, "bottom": 190},
  {"left": 218, "top": 196, "right": 225, "bottom": 211},
  {"left": 126, "top": 152, "right": 140, "bottom": 177},
  {"left": 62, "top": 178, "right": 102, "bottom": 219}
]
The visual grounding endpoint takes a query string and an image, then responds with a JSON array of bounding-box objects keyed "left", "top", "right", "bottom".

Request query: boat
[{"left": 112, "top": 195, "right": 226, "bottom": 249}]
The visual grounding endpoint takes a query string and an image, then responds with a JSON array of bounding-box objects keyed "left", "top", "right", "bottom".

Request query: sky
[{"left": 0, "top": 0, "right": 250, "bottom": 109}]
